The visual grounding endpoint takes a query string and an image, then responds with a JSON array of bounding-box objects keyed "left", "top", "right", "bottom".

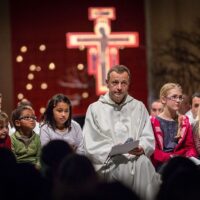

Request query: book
[{"left": 109, "top": 138, "right": 139, "bottom": 156}]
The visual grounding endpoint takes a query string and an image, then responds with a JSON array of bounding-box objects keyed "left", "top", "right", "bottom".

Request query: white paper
[
  {"left": 109, "top": 139, "right": 139, "bottom": 156},
  {"left": 189, "top": 156, "right": 200, "bottom": 165}
]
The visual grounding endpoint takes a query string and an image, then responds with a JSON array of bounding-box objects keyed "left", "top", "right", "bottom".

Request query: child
[
  {"left": 9, "top": 99, "right": 40, "bottom": 135},
  {"left": 40, "top": 93, "right": 84, "bottom": 154},
  {"left": 150, "top": 99, "right": 164, "bottom": 117},
  {"left": 0, "top": 111, "right": 11, "bottom": 149},
  {"left": 151, "top": 83, "right": 197, "bottom": 171},
  {"left": 11, "top": 105, "right": 41, "bottom": 165}
]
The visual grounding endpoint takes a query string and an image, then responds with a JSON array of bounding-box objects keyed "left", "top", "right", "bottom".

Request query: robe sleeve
[
  {"left": 138, "top": 107, "right": 155, "bottom": 157},
  {"left": 83, "top": 104, "right": 113, "bottom": 168}
]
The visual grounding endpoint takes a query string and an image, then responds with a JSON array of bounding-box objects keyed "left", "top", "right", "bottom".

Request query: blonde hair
[
  {"left": 0, "top": 112, "right": 8, "bottom": 137},
  {"left": 159, "top": 83, "right": 182, "bottom": 99},
  {"left": 0, "top": 111, "right": 9, "bottom": 124},
  {"left": 160, "top": 83, "right": 183, "bottom": 139}
]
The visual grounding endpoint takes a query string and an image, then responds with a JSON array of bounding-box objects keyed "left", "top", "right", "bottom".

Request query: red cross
[{"left": 66, "top": 7, "right": 139, "bottom": 95}]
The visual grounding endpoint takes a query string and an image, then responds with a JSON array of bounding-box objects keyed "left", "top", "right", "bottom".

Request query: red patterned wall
[{"left": 10, "top": 0, "right": 147, "bottom": 118}]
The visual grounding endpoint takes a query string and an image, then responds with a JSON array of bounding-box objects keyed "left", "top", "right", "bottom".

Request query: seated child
[
  {"left": 151, "top": 83, "right": 197, "bottom": 171},
  {"left": 11, "top": 105, "right": 41, "bottom": 166},
  {"left": 0, "top": 111, "right": 11, "bottom": 149},
  {"left": 9, "top": 99, "right": 40, "bottom": 135},
  {"left": 40, "top": 93, "right": 84, "bottom": 154}
]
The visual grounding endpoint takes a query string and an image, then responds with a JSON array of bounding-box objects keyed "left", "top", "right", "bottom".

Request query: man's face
[
  {"left": 191, "top": 97, "right": 200, "bottom": 119},
  {"left": 106, "top": 71, "right": 130, "bottom": 104}
]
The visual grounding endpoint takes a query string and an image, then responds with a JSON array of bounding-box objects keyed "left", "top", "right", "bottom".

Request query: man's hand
[{"left": 128, "top": 146, "right": 144, "bottom": 156}]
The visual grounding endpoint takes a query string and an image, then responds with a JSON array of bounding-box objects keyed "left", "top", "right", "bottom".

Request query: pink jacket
[{"left": 151, "top": 115, "right": 197, "bottom": 168}]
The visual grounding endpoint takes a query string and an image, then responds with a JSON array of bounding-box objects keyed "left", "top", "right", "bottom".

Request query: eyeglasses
[
  {"left": 166, "top": 95, "right": 184, "bottom": 102},
  {"left": 19, "top": 116, "right": 37, "bottom": 121}
]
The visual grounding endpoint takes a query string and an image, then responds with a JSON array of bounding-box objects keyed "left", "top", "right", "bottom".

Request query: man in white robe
[{"left": 83, "top": 65, "right": 160, "bottom": 200}]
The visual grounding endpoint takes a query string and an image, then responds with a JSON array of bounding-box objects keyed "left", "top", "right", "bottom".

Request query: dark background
[{"left": 10, "top": 0, "right": 147, "bottom": 118}]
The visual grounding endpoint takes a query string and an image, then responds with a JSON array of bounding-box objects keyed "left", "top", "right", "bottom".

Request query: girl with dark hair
[{"left": 40, "top": 93, "right": 84, "bottom": 154}]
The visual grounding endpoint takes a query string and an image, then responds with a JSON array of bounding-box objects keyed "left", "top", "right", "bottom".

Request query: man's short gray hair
[{"left": 106, "top": 65, "right": 131, "bottom": 81}]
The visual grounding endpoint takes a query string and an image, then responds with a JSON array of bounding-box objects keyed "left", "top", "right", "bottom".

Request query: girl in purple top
[{"left": 40, "top": 94, "right": 84, "bottom": 154}]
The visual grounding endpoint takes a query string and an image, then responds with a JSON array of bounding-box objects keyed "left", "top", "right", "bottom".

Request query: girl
[
  {"left": 0, "top": 111, "right": 11, "bottom": 149},
  {"left": 151, "top": 83, "right": 197, "bottom": 170},
  {"left": 40, "top": 93, "right": 84, "bottom": 154}
]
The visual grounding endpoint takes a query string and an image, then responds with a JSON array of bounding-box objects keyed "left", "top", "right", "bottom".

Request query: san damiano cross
[{"left": 66, "top": 7, "right": 139, "bottom": 95}]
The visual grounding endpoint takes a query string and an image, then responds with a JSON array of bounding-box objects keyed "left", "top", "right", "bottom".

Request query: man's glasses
[
  {"left": 166, "top": 95, "right": 184, "bottom": 102},
  {"left": 19, "top": 116, "right": 37, "bottom": 121}
]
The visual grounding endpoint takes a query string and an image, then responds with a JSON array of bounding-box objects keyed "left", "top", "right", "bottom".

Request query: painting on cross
[{"left": 67, "top": 7, "right": 139, "bottom": 95}]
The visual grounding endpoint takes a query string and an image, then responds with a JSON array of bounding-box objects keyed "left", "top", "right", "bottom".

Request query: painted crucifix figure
[{"left": 66, "top": 7, "right": 139, "bottom": 95}]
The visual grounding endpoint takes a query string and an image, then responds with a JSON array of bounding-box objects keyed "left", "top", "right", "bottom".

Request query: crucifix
[{"left": 66, "top": 7, "right": 139, "bottom": 95}]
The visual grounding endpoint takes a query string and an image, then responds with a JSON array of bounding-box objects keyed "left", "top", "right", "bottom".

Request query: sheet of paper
[
  {"left": 189, "top": 156, "right": 200, "bottom": 165},
  {"left": 109, "top": 140, "right": 139, "bottom": 156}
]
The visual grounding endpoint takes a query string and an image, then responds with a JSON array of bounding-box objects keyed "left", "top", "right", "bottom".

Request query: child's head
[
  {"left": 191, "top": 92, "right": 200, "bottom": 120},
  {"left": 17, "top": 98, "right": 33, "bottom": 108},
  {"left": 42, "top": 94, "right": 72, "bottom": 130},
  {"left": 160, "top": 83, "right": 182, "bottom": 99},
  {"left": 159, "top": 83, "right": 183, "bottom": 112},
  {"left": 11, "top": 106, "right": 36, "bottom": 132},
  {"left": 150, "top": 99, "right": 164, "bottom": 116},
  {"left": 0, "top": 111, "right": 9, "bottom": 140}
]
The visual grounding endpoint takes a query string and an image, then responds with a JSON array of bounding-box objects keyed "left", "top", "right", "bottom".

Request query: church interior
[{"left": 1, "top": 0, "right": 200, "bottom": 121}]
